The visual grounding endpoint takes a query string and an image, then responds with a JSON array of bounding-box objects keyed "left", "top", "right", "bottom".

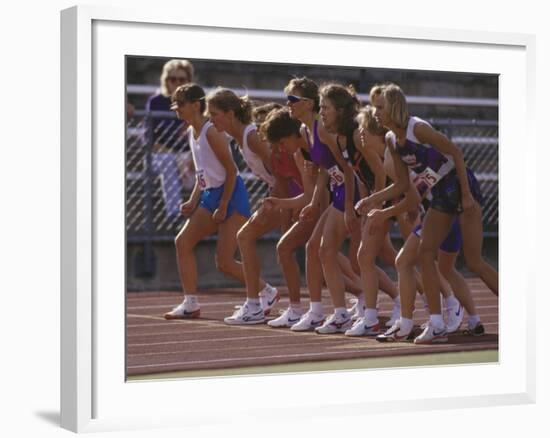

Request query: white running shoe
[
  {"left": 414, "top": 321, "right": 448, "bottom": 344},
  {"left": 224, "top": 303, "right": 265, "bottom": 325},
  {"left": 164, "top": 301, "right": 200, "bottom": 320},
  {"left": 446, "top": 304, "right": 464, "bottom": 333},
  {"left": 315, "top": 312, "right": 352, "bottom": 334},
  {"left": 290, "top": 310, "right": 325, "bottom": 332},
  {"left": 344, "top": 316, "right": 380, "bottom": 337},
  {"left": 347, "top": 298, "right": 365, "bottom": 321},
  {"left": 376, "top": 319, "right": 413, "bottom": 342},
  {"left": 268, "top": 307, "right": 303, "bottom": 328},
  {"left": 385, "top": 301, "right": 401, "bottom": 327},
  {"left": 259, "top": 284, "right": 280, "bottom": 316}
]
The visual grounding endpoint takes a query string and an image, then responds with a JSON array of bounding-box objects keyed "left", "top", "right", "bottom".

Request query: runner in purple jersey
[
  {"left": 274, "top": 77, "right": 369, "bottom": 331},
  {"left": 305, "top": 118, "right": 358, "bottom": 212},
  {"left": 370, "top": 151, "right": 485, "bottom": 341},
  {"left": 300, "top": 82, "right": 399, "bottom": 335},
  {"left": 307, "top": 84, "right": 400, "bottom": 337},
  {"left": 357, "top": 83, "right": 497, "bottom": 344}
]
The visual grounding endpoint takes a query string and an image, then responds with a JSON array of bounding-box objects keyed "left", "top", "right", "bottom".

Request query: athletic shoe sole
[
  {"left": 290, "top": 323, "right": 324, "bottom": 332},
  {"left": 224, "top": 318, "right": 265, "bottom": 325},
  {"left": 315, "top": 322, "right": 352, "bottom": 335},
  {"left": 345, "top": 324, "right": 380, "bottom": 337},
  {"left": 268, "top": 317, "right": 302, "bottom": 328},
  {"left": 376, "top": 331, "right": 414, "bottom": 342},
  {"left": 164, "top": 309, "right": 200, "bottom": 320},
  {"left": 414, "top": 335, "right": 448, "bottom": 344}
]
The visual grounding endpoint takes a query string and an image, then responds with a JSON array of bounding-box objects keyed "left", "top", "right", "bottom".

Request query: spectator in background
[{"left": 145, "top": 59, "right": 196, "bottom": 217}]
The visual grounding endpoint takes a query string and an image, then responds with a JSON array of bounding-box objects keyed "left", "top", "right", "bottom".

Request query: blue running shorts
[{"left": 199, "top": 175, "right": 251, "bottom": 219}]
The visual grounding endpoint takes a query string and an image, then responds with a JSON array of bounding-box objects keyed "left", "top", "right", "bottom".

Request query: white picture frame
[{"left": 60, "top": 4, "right": 536, "bottom": 433}]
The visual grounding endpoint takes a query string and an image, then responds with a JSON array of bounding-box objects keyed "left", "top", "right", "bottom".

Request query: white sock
[
  {"left": 429, "top": 314, "right": 445, "bottom": 329},
  {"left": 393, "top": 296, "right": 401, "bottom": 306},
  {"left": 365, "top": 307, "right": 378, "bottom": 322},
  {"left": 444, "top": 295, "right": 459, "bottom": 309},
  {"left": 246, "top": 298, "right": 261, "bottom": 308},
  {"left": 356, "top": 293, "right": 366, "bottom": 307},
  {"left": 184, "top": 295, "right": 198, "bottom": 306},
  {"left": 400, "top": 317, "right": 414, "bottom": 333},
  {"left": 290, "top": 303, "right": 302, "bottom": 313},
  {"left": 310, "top": 301, "right": 323, "bottom": 315}
]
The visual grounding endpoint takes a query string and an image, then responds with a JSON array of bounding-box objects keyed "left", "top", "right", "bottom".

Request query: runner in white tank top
[
  {"left": 187, "top": 120, "right": 227, "bottom": 190},
  {"left": 240, "top": 124, "right": 276, "bottom": 187},
  {"left": 163, "top": 83, "right": 262, "bottom": 322},
  {"left": 206, "top": 88, "right": 280, "bottom": 325}
]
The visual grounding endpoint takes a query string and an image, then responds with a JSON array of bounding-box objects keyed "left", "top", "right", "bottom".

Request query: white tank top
[
  {"left": 188, "top": 120, "right": 228, "bottom": 190},
  {"left": 240, "top": 124, "right": 276, "bottom": 187}
]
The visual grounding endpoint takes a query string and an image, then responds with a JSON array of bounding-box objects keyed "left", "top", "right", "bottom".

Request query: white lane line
[
  {"left": 127, "top": 339, "right": 363, "bottom": 357},
  {"left": 128, "top": 334, "right": 289, "bottom": 347},
  {"left": 127, "top": 343, "right": 498, "bottom": 370}
]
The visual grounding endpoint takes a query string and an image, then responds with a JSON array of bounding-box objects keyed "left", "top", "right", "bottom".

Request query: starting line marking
[{"left": 127, "top": 343, "right": 498, "bottom": 370}]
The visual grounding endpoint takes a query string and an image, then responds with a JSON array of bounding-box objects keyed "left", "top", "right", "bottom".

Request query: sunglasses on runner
[{"left": 286, "top": 95, "right": 312, "bottom": 103}]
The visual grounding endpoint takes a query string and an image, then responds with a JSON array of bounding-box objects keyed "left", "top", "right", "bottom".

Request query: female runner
[
  {"left": 305, "top": 84, "right": 399, "bottom": 336},
  {"left": 205, "top": 89, "right": 282, "bottom": 325},
  {"left": 358, "top": 83, "right": 497, "bottom": 343},
  {"left": 304, "top": 82, "right": 400, "bottom": 335},
  {"left": 272, "top": 77, "right": 374, "bottom": 331},
  {"left": 164, "top": 83, "right": 252, "bottom": 320},
  {"left": 262, "top": 78, "right": 367, "bottom": 329}
]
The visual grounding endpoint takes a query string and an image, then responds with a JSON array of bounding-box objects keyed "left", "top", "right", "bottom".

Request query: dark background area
[{"left": 127, "top": 56, "right": 498, "bottom": 120}]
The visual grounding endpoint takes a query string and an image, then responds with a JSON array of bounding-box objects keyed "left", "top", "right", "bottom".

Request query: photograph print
[{"left": 124, "top": 56, "right": 499, "bottom": 380}]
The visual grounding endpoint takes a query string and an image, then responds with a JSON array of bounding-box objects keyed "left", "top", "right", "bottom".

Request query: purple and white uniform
[
  {"left": 305, "top": 119, "right": 353, "bottom": 212},
  {"left": 388, "top": 116, "right": 483, "bottom": 214}
]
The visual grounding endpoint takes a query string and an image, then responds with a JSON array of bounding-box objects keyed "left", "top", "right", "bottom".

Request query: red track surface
[{"left": 126, "top": 278, "right": 498, "bottom": 377}]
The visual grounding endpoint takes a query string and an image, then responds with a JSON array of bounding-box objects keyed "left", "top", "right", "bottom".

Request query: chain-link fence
[
  {"left": 126, "top": 110, "right": 271, "bottom": 243},
  {"left": 126, "top": 113, "right": 498, "bottom": 245}
]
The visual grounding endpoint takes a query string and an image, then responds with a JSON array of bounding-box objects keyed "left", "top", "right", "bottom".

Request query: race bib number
[
  {"left": 196, "top": 169, "right": 207, "bottom": 189},
  {"left": 327, "top": 165, "right": 345, "bottom": 188},
  {"left": 411, "top": 167, "right": 442, "bottom": 197}
]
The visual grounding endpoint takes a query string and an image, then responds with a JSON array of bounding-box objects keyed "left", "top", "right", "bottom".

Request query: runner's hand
[
  {"left": 303, "top": 160, "right": 316, "bottom": 177},
  {"left": 180, "top": 199, "right": 197, "bottom": 217},
  {"left": 262, "top": 197, "right": 279, "bottom": 211},
  {"left": 212, "top": 202, "right": 228, "bottom": 223},
  {"left": 355, "top": 197, "right": 374, "bottom": 216}
]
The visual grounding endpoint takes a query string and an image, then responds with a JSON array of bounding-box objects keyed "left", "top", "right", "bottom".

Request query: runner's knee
[
  {"left": 395, "top": 250, "right": 415, "bottom": 273},
  {"left": 215, "top": 254, "right": 234, "bottom": 275},
  {"left": 418, "top": 243, "right": 438, "bottom": 266},
  {"left": 305, "top": 238, "right": 319, "bottom": 260},
  {"left": 236, "top": 224, "right": 253, "bottom": 246},
  {"left": 276, "top": 239, "right": 293, "bottom": 260},
  {"left": 175, "top": 231, "right": 192, "bottom": 253},
  {"left": 318, "top": 240, "right": 338, "bottom": 263},
  {"left": 357, "top": 243, "right": 376, "bottom": 266}
]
